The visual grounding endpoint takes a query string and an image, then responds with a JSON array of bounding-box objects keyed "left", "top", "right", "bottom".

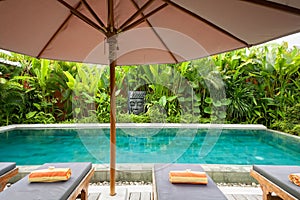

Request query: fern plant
[{"left": 0, "top": 78, "right": 26, "bottom": 125}]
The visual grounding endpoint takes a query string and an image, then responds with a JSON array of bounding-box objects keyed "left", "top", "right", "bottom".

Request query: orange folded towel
[
  {"left": 289, "top": 173, "right": 300, "bottom": 186},
  {"left": 28, "top": 166, "right": 72, "bottom": 183},
  {"left": 169, "top": 169, "right": 208, "bottom": 185}
]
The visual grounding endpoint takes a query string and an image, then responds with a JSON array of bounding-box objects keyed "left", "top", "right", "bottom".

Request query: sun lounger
[
  {"left": 153, "top": 164, "right": 228, "bottom": 200},
  {"left": 0, "top": 162, "right": 18, "bottom": 192},
  {"left": 250, "top": 165, "right": 300, "bottom": 200},
  {"left": 0, "top": 162, "right": 94, "bottom": 200}
]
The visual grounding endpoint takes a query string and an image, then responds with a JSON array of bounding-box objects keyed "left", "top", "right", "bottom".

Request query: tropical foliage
[{"left": 0, "top": 43, "right": 299, "bottom": 135}]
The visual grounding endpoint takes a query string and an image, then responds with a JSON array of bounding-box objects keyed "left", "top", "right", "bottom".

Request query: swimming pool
[{"left": 0, "top": 124, "right": 299, "bottom": 165}]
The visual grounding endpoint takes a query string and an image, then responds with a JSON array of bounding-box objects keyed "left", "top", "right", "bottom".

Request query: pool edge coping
[{"left": 0, "top": 123, "right": 267, "bottom": 133}]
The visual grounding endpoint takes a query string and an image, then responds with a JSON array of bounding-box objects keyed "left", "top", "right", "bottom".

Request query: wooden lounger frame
[
  {"left": 0, "top": 167, "right": 18, "bottom": 192},
  {"left": 67, "top": 167, "right": 94, "bottom": 200},
  {"left": 250, "top": 169, "right": 297, "bottom": 200}
]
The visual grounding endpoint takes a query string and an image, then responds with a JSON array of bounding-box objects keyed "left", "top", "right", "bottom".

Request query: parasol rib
[
  {"left": 243, "top": 0, "right": 300, "bottom": 16},
  {"left": 81, "top": 0, "right": 107, "bottom": 33},
  {"left": 162, "top": 0, "right": 249, "bottom": 46},
  {"left": 121, "top": 3, "right": 168, "bottom": 32},
  {"left": 57, "top": 0, "right": 107, "bottom": 35},
  {"left": 119, "top": 0, "right": 156, "bottom": 31},
  {"left": 37, "top": 1, "right": 82, "bottom": 58},
  {"left": 107, "top": 0, "right": 114, "bottom": 33},
  {"left": 130, "top": 0, "right": 179, "bottom": 63}
]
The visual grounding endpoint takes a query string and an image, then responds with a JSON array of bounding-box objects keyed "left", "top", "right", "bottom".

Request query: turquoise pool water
[{"left": 0, "top": 128, "right": 299, "bottom": 165}]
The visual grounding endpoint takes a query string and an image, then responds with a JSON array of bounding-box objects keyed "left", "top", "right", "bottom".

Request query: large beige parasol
[{"left": 0, "top": 0, "right": 299, "bottom": 195}]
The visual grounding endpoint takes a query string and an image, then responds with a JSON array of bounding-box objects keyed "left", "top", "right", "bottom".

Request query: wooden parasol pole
[
  {"left": 108, "top": 36, "right": 117, "bottom": 196},
  {"left": 107, "top": 0, "right": 117, "bottom": 195}
]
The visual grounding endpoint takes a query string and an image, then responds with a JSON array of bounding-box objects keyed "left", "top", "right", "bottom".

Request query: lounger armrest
[{"left": 0, "top": 163, "right": 18, "bottom": 192}]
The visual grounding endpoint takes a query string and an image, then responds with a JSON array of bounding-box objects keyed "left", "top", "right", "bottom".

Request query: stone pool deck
[
  {"left": 4, "top": 184, "right": 262, "bottom": 200},
  {"left": 87, "top": 185, "right": 262, "bottom": 200}
]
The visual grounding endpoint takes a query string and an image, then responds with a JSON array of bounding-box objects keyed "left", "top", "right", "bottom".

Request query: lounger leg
[
  {"left": 264, "top": 193, "right": 283, "bottom": 200},
  {"left": 0, "top": 182, "right": 6, "bottom": 192},
  {"left": 0, "top": 178, "right": 11, "bottom": 191},
  {"left": 69, "top": 167, "right": 94, "bottom": 200},
  {"left": 265, "top": 192, "right": 273, "bottom": 200},
  {"left": 80, "top": 179, "right": 90, "bottom": 200},
  {"left": 80, "top": 189, "right": 88, "bottom": 200},
  {"left": 260, "top": 185, "right": 269, "bottom": 200},
  {"left": 261, "top": 185, "right": 283, "bottom": 200}
]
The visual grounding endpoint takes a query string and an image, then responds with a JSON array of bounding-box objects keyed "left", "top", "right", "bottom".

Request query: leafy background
[{"left": 1, "top": 42, "right": 300, "bottom": 135}]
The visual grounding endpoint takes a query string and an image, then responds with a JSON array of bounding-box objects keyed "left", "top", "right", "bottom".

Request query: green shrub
[
  {"left": 117, "top": 112, "right": 150, "bottom": 123},
  {"left": 290, "top": 125, "right": 300, "bottom": 136},
  {"left": 271, "top": 104, "right": 300, "bottom": 135},
  {"left": 24, "top": 111, "right": 56, "bottom": 124},
  {"left": 285, "top": 104, "right": 300, "bottom": 124}
]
